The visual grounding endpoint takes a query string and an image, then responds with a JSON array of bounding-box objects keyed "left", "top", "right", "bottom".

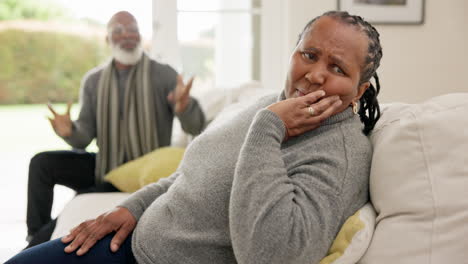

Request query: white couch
[
  {"left": 51, "top": 92, "right": 468, "bottom": 264},
  {"left": 359, "top": 93, "right": 468, "bottom": 263}
]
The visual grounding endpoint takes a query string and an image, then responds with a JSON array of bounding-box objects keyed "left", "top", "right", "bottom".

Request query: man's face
[
  {"left": 109, "top": 21, "right": 141, "bottom": 51},
  {"left": 107, "top": 13, "right": 143, "bottom": 65}
]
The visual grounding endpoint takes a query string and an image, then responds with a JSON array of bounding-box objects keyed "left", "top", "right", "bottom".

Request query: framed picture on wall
[{"left": 338, "top": 0, "right": 425, "bottom": 25}]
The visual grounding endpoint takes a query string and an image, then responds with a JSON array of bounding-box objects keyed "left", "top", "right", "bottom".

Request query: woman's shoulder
[
  {"left": 235, "top": 92, "right": 278, "bottom": 110},
  {"left": 340, "top": 116, "right": 372, "bottom": 147},
  {"left": 204, "top": 93, "right": 278, "bottom": 132},
  {"left": 256, "top": 93, "right": 279, "bottom": 105},
  {"left": 284, "top": 115, "right": 371, "bottom": 159},
  {"left": 220, "top": 93, "right": 278, "bottom": 117}
]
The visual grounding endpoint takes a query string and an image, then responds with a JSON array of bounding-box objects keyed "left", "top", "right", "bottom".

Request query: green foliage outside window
[
  {"left": 0, "top": 29, "right": 110, "bottom": 104},
  {"left": 0, "top": 0, "right": 110, "bottom": 104},
  {"left": 0, "top": 0, "right": 68, "bottom": 21}
]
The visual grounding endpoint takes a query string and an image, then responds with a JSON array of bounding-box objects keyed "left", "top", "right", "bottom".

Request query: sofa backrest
[{"left": 360, "top": 93, "right": 468, "bottom": 263}]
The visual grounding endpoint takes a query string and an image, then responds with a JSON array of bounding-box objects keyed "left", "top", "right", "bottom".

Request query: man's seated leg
[
  {"left": 25, "top": 219, "right": 57, "bottom": 249},
  {"left": 76, "top": 181, "right": 120, "bottom": 194},
  {"left": 25, "top": 181, "right": 121, "bottom": 249},
  {"left": 26, "top": 150, "right": 96, "bottom": 241}
]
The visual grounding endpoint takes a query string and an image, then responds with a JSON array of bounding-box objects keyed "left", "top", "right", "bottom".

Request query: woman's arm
[
  {"left": 118, "top": 171, "right": 180, "bottom": 220},
  {"left": 229, "top": 109, "right": 345, "bottom": 264},
  {"left": 61, "top": 171, "right": 180, "bottom": 256}
]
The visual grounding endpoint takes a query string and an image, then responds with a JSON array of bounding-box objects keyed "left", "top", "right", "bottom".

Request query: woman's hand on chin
[{"left": 267, "top": 90, "right": 342, "bottom": 141}]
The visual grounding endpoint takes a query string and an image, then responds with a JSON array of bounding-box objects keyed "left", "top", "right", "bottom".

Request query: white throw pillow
[
  {"left": 359, "top": 93, "right": 468, "bottom": 263},
  {"left": 172, "top": 81, "right": 272, "bottom": 147},
  {"left": 51, "top": 192, "right": 131, "bottom": 239}
]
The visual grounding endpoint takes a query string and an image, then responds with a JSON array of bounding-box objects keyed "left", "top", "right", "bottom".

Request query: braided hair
[{"left": 297, "top": 11, "right": 383, "bottom": 135}]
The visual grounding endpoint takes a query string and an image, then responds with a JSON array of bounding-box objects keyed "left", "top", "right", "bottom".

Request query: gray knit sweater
[{"left": 120, "top": 93, "right": 372, "bottom": 264}]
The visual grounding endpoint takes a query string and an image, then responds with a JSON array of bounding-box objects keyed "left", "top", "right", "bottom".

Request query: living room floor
[
  {"left": 0, "top": 152, "right": 74, "bottom": 262},
  {"left": 0, "top": 105, "right": 79, "bottom": 262}
]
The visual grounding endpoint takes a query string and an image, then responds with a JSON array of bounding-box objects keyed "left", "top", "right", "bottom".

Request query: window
[
  {"left": 0, "top": 0, "right": 152, "bottom": 255},
  {"left": 153, "top": 0, "right": 261, "bottom": 95}
]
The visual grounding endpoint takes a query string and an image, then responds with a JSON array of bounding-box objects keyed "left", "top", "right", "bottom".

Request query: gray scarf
[{"left": 96, "top": 53, "right": 158, "bottom": 183}]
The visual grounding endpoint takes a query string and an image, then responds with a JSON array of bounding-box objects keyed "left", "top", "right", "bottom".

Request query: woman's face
[{"left": 284, "top": 16, "right": 370, "bottom": 114}]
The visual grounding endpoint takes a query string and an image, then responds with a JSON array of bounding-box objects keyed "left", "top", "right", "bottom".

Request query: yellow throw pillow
[
  {"left": 319, "top": 203, "right": 376, "bottom": 264},
  {"left": 105, "top": 147, "right": 185, "bottom": 193},
  {"left": 138, "top": 147, "right": 185, "bottom": 188}
]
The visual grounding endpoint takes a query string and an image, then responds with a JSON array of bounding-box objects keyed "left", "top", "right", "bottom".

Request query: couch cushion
[
  {"left": 51, "top": 192, "right": 131, "bottom": 239},
  {"left": 359, "top": 93, "right": 468, "bottom": 263},
  {"left": 105, "top": 147, "right": 185, "bottom": 192}
]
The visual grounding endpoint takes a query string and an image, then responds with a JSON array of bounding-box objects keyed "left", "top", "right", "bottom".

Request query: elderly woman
[{"left": 7, "top": 10, "right": 382, "bottom": 264}]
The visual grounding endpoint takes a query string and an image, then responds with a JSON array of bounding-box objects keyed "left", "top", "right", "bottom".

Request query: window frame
[{"left": 151, "top": 0, "right": 289, "bottom": 92}]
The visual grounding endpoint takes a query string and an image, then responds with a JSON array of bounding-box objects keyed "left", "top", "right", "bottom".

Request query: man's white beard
[{"left": 110, "top": 41, "right": 143, "bottom": 65}]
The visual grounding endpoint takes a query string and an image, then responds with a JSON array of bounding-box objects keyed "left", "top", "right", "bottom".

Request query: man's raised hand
[{"left": 47, "top": 102, "right": 73, "bottom": 137}]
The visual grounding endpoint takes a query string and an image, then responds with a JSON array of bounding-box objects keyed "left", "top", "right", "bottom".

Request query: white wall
[
  {"left": 260, "top": 1, "right": 290, "bottom": 91},
  {"left": 286, "top": 0, "right": 468, "bottom": 103},
  {"left": 215, "top": 0, "right": 253, "bottom": 89},
  {"left": 152, "top": 0, "right": 179, "bottom": 68}
]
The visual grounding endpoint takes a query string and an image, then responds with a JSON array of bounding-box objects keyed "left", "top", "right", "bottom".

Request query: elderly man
[{"left": 25, "top": 10, "right": 205, "bottom": 247}]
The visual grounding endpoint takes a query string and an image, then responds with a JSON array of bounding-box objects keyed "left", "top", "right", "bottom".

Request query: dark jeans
[
  {"left": 26, "top": 150, "right": 119, "bottom": 248},
  {"left": 6, "top": 232, "right": 136, "bottom": 264}
]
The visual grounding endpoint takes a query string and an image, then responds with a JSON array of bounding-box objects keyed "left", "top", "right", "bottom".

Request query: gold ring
[{"left": 308, "top": 106, "right": 316, "bottom": 116}]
